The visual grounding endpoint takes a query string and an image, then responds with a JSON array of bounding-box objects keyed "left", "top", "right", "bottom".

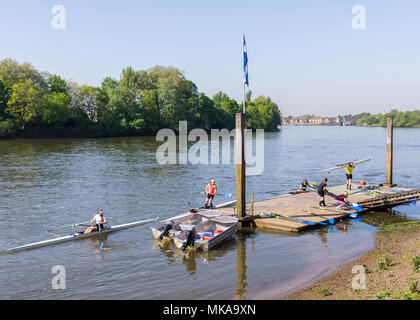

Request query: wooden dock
[{"left": 221, "top": 184, "right": 420, "bottom": 232}]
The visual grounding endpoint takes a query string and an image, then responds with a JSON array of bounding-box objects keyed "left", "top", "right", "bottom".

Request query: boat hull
[{"left": 173, "top": 223, "right": 237, "bottom": 251}]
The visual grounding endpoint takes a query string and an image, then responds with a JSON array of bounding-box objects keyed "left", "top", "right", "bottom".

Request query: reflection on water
[
  {"left": 235, "top": 231, "right": 247, "bottom": 300},
  {"left": 152, "top": 238, "right": 237, "bottom": 275},
  {"left": 361, "top": 208, "right": 414, "bottom": 227}
]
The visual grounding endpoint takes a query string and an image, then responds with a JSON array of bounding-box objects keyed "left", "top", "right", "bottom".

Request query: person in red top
[{"left": 204, "top": 180, "right": 217, "bottom": 209}]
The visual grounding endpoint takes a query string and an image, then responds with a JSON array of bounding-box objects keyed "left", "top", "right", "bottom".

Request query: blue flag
[{"left": 243, "top": 34, "right": 249, "bottom": 86}]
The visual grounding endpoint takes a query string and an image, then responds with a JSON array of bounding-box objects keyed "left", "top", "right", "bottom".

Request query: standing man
[
  {"left": 317, "top": 178, "right": 328, "bottom": 207},
  {"left": 204, "top": 180, "right": 217, "bottom": 209},
  {"left": 345, "top": 162, "right": 356, "bottom": 190},
  {"left": 84, "top": 209, "right": 108, "bottom": 234}
]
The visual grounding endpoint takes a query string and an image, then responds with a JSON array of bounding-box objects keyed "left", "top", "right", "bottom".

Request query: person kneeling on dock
[
  {"left": 204, "top": 180, "right": 217, "bottom": 209},
  {"left": 84, "top": 209, "right": 108, "bottom": 234},
  {"left": 333, "top": 191, "right": 351, "bottom": 210},
  {"left": 317, "top": 178, "right": 328, "bottom": 207}
]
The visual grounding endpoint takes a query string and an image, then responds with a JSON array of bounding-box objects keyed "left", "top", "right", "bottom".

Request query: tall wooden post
[
  {"left": 386, "top": 117, "right": 393, "bottom": 186},
  {"left": 236, "top": 113, "right": 246, "bottom": 219}
]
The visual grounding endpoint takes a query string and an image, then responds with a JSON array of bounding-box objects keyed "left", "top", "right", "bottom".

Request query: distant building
[{"left": 282, "top": 115, "right": 357, "bottom": 126}]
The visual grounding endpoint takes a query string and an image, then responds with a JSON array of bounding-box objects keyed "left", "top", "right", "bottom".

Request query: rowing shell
[
  {"left": 320, "top": 158, "right": 371, "bottom": 174},
  {"left": 8, "top": 218, "right": 158, "bottom": 252}
]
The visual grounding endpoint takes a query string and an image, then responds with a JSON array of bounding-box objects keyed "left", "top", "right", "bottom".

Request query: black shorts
[
  {"left": 346, "top": 174, "right": 353, "bottom": 179},
  {"left": 207, "top": 194, "right": 215, "bottom": 199},
  {"left": 95, "top": 224, "right": 104, "bottom": 230}
]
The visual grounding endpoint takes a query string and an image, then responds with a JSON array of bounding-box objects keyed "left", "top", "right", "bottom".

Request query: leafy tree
[
  {"left": 6, "top": 80, "right": 42, "bottom": 128},
  {"left": 0, "top": 58, "right": 48, "bottom": 93},
  {"left": 246, "top": 96, "right": 282, "bottom": 131},
  {"left": 48, "top": 75, "right": 68, "bottom": 94},
  {"left": 0, "top": 80, "right": 11, "bottom": 119},
  {"left": 42, "top": 92, "right": 71, "bottom": 126}
]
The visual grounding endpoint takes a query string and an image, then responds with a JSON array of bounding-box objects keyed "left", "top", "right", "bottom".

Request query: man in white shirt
[{"left": 83, "top": 209, "right": 108, "bottom": 234}]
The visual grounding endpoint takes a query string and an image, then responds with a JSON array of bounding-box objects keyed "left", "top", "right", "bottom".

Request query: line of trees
[
  {"left": 0, "top": 59, "right": 282, "bottom": 138},
  {"left": 355, "top": 110, "right": 420, "bottom": 128}
]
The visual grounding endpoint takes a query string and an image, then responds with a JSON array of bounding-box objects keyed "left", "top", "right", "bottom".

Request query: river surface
[{"left": 0, "top": 126, "right": 419, "bottom": 299}]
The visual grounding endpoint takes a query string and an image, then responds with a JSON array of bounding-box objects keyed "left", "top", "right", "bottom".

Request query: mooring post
[
  {"left": 386, "top": 117, "right": 393, "bottom": 186},
  {"left": 250, "top": 192, "right": 254, "bottom": 216},
  {"left": 236, "top": 112, "right": 246, "bottom": 219}
]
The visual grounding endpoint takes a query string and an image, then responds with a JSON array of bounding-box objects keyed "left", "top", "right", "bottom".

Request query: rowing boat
[
  {"left": 8, "top": 218, "right": 158, "bottom": 252},
  {"left": 320, "top": 158, "right": 371, "bottom": 174}
]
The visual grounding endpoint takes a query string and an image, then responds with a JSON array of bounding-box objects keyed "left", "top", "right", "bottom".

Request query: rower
[
  {"left": 345, "top": 162, "right": 356, "bottom": 190},
  {"left": 204, "top": 180, "right": 217, "bottom": 209},
  {"left": 298, "top": 178, "right": 308, "bottom": 191},
  {"left": 83, "top": 209, "right": 108, "bottom": 234}
]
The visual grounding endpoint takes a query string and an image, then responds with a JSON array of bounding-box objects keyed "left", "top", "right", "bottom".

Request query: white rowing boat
[
  {"left": 320, "top": 158, "right": 371, "bottom": 174},
  {"left": 8, "top": 218, "right": 158, "bottom": 252}
]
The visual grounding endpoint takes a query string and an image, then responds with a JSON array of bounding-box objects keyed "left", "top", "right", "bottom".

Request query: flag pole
[{"left": 242, "top": 33, "right": 246, "bottom": 114}]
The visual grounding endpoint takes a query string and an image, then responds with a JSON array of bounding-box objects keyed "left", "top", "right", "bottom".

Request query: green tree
[
  {"left": 0, "top": 80, "right": 11, "bottom": 119},
  {"left": 42, "top": 92, "right": 71, "bottom": 126},
  {"left": 0, "top": 58, "right": 48, "bottom": 92},
  {"left": 48, "top": 75, "right": 68, "bottom": 94},
  {"left": 6, "top": 80, "right": 42, "bottom": 128},
  {"left": 246, "top": 96, "right": 282, "bottom": 131}
]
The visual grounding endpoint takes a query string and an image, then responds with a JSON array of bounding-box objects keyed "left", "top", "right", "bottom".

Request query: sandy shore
[{"left": 282, "top": 221, "right": 420, "bottom": 300}]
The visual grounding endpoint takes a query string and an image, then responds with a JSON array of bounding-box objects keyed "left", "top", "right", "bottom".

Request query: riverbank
[{"left": 282, "top": 221, "right": 420, "bottom": 300}]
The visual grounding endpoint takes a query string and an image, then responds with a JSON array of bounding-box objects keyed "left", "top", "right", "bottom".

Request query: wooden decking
[{"left": 220, "top": 184, "right": 419, "bottom": 232}]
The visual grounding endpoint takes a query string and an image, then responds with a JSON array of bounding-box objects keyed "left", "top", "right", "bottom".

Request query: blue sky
[{"left": 1, "top": 0, "right": 420, "bottom": 116}]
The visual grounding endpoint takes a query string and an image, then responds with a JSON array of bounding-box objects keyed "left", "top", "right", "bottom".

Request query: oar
[
  {"left": 191, "top": 192, "right": 232, "bottom": 198},
  {"left": 34, "top": 221, "right": 90, "bottom": 233},
  {"left": 258, "top": 211, "right": 327, "bottom": 226},
  {"left": 97, "top": 224, "right": 104, "bottom": 248},
  {"left": 302, "top": 208, "right": 334, "bottom": 224}
]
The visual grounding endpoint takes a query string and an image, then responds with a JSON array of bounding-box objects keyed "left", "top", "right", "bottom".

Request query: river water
[{"left": 0, "top": 126, "right": 419, "bottom": 299}]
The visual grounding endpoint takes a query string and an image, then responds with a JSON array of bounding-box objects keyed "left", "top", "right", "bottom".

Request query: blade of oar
[{"left": 302, "top": 208, "right": 334, "bottom": 224}]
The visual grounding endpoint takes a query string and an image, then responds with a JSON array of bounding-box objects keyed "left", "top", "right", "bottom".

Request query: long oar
[
  {"left": 191, "top": 192, "right": 232, "bottom": 198},
  {"left": 258, "top": 211, "right": 327, "bottom": 226},
  {"left": 34, "top": 221, "right": 90, "bottom": 233},
  {"left": 302, "top": 208, "right": 334, "bottom": 224},
  {"left": 257, "top": 182, "right": 318, "bottom": 195},
  {"left": 97, "top": 224, "right": 104, "bottom": 248}
]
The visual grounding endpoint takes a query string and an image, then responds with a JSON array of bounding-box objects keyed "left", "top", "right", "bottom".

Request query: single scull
[{"left": 8, "top": 218, "right": 158, "bottom": 252}]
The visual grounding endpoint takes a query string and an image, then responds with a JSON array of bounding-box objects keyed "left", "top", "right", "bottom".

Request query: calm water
[{"left": 0, "top": 126, "right": 419, "bottom": 299}]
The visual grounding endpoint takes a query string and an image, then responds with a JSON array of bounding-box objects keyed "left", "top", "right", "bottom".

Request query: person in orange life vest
[{"left": 204, "top": 180, "right": 217, "bottom": 209}]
